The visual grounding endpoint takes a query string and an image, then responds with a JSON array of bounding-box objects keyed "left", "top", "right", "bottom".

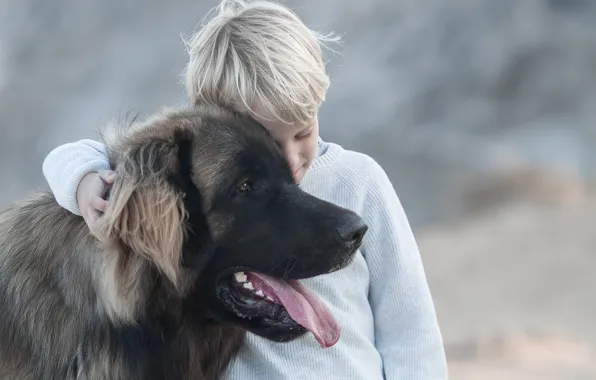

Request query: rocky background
[{"left": 1, "top": 0, "right": 595, "bottom": 378}]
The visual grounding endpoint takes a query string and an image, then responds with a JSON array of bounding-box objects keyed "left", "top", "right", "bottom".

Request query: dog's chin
[{"left": 215, "top": 269, "right": 307, "bottom": 342}]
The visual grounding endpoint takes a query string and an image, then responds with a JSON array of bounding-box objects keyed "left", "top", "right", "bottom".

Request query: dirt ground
[{"left": 417, "top": 190, "right": 596, "bottom": 379}]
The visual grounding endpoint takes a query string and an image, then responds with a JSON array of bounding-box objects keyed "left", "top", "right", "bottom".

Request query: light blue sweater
[{"left": 42, "top": 137, "right": 448, "bottom": 379}]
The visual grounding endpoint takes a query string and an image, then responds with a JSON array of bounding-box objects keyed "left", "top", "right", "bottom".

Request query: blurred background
[{"left": 1, "top": 0, "right": 595, "bottom": 378}]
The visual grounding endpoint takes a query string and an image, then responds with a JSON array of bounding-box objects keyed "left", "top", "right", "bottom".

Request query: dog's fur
[{"left": 0, "top": 105, "right": 367, "bottom": 380}]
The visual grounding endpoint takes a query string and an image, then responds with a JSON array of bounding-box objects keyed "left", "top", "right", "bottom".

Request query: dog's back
[
  {"left": 0, "top": 190, "right": 96, "bottom": 379},
  {"left": 0, "top": 190, "right": 243, "bottom": 380}
]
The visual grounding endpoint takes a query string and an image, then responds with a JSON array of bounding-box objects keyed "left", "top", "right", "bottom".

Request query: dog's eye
[{"left": 237, "top": 180, "right": 253, "bottom": 193}]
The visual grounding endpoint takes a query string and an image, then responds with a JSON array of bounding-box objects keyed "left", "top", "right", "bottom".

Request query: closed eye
[{"left": 295, "top": 130, "right": 312, "bottom": 141}]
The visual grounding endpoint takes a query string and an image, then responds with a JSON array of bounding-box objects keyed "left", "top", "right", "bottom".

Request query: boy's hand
[{"left": 77, "top": 170, "right": 116, "bottom": 242}]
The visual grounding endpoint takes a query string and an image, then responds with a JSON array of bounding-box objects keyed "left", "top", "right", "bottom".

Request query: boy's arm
[
  {"left": 361, "top": 160, "right": 448, "bottom": 380},
  {"left": 42, "top": 139, "right": 111, "bottom": 216}
]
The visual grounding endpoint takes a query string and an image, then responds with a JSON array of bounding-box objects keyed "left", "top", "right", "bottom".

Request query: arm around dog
[
  {"left": 359, "top": 158, "right": 448, "bottom": 380},
  {"left": 42, "top": 139, "right": 111, "bottom": 215}
]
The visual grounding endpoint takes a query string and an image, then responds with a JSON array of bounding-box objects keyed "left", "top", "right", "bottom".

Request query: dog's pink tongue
[{"left": 247, "top": 272, "right": 340, "bottom": 348}]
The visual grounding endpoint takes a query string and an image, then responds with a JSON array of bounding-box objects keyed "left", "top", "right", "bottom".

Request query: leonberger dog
[{"left": 0, "top": 105, "right": 368, "bottom": 380}]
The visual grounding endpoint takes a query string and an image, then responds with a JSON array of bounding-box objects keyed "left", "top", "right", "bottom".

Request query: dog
[{"left": 0, "top": 105, "right": 368, "bottom": 380}]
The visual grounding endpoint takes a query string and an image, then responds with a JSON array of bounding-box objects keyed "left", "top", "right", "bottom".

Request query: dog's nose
[{"left": 337, "top": 218, "right": 368, "bottom": 245}]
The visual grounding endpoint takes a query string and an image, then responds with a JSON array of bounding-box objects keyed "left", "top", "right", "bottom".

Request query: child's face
[{"left": 250, "top": 104, "right": 320, "bottom": 183}]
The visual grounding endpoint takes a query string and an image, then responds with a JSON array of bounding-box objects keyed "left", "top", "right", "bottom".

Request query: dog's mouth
[{"left": 216, "top": 270, "right": 340, "bottom": 348}]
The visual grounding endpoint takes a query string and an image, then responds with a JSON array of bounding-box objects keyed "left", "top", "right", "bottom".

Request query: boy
[{"left": 43, "top": 1, "right": 448, "bottom": 378}]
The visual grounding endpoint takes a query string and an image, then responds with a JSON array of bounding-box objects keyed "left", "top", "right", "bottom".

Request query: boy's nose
[{"left": 285, "top": 150, "right": 300, "bottom": 169}]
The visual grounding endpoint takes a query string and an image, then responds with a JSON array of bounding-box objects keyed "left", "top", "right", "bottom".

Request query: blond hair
[{"left": 183, "top": 0, "right": 339, "bottom": 125}]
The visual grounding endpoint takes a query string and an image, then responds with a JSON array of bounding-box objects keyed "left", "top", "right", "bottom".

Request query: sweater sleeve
[
  {"left": 42, "top": 139, "right": 111, "bottom": 216},
  {"left": 360, "top": 159, "right": 448, "bottom": 379}
]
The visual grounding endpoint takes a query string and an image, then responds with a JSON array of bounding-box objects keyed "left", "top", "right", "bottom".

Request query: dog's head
[{"left": 99, "top": 106, "right": 367, "bottom": 348}]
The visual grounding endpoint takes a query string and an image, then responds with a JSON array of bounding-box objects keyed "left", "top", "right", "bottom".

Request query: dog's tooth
[
  {"left": 255, "top": 290, "right": 264, "bottom": 297},
  {"left": 234, "top": 272, "right": 247, "bottom": 283},
  {"left": 243, "top": 282, "right": 254, "bottom": 290},
  {"left": 266, "top": 296, "right": 274, "bottom": 302}
]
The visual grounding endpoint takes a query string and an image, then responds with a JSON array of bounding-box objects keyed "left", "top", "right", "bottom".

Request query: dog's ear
[
  {"left": 99, "top": 130, "right": 213, "bottom": 288},
  {"left": 166, "top": 136, "right": 216, "bottom": 273}
]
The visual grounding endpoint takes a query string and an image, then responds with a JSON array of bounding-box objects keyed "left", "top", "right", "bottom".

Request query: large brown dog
[{"left": 0, "top": 105, "right": 367, "bottom": 380}]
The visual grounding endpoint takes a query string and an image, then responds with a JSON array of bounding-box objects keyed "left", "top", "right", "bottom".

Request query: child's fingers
[
  {"left": 84, "top": 207, "right": 100, "bottom": 227},
  {"left": 91, "top": 197, "right": 108, "bottom": 213},
  {"left": 99, "top": 170, "right": 117, "bottom": 185},
  {"left": 86, "top": 209, "right": 110, "bottom": 243}
]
